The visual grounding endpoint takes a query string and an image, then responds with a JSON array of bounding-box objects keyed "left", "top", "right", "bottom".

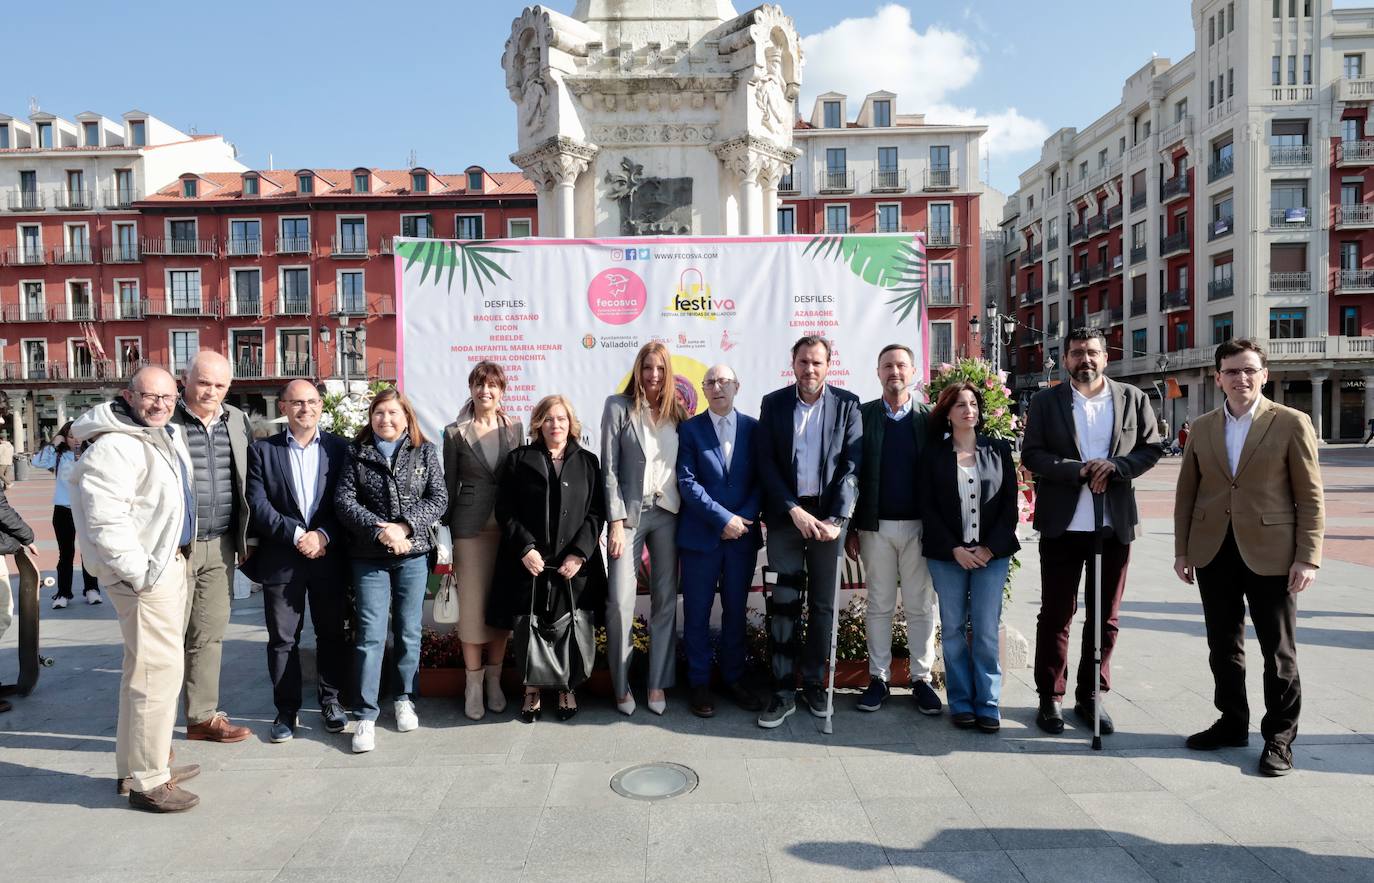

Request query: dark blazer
[
  {"left": 335, "top": 437, "right": 448, "bottom": 560},
  {"left": 487, "top": 441, "right": 607, "bottom": 630},
  {"left": 0, "top": 484, "right": 34, "bottom": 555},
  {"left": 675, "top": 410, "right": 762, "bottom": 554},
  {"left": 852, "top": 397, "right": 932, "bottom": 532},
  {"left": 919, "top": 435, "right": 1021, "bottom": 562},
  {"left": 170, "top": 401, "right": 254, "bottom": 557},
  {"left": 755, "top": 384, "right": 863, "bottom": 527},
  {"left": 243, "top": 429, "right": 350, "bottom": 585},
  {"left": 1021, "top": 379, "right": 1164, "bottom": 544},
  {"left": 441, "top": 413, "right": 523, "bottom": 537}
]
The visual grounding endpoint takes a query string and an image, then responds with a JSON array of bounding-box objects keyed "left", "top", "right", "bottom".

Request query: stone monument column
[{"left": 513, "top": 137, "right": 599, "bottom": 238}]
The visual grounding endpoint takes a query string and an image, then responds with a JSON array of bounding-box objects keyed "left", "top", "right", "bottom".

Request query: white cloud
[{"left": 799, "top": 4, "right": 1048, "bottom": 159}]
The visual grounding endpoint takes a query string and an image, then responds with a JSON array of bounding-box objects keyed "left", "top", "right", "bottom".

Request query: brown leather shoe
[
  {"left": 0, "top": 698, "right": 11, "bottom": 713},
  {"left": 129, "top": 782, "right": 200, "bottom": 813},
  {"left": 186, "top": 711, "right": 251, "bottom": 743},
  {"left": 117, "top": 763, "right": 201, "bottom": 796},
  {"left": 689, "top": 686, "right": 716, "bottom": 718}
]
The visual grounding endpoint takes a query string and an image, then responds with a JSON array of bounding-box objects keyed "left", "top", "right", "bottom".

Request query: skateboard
[{"left": 7, "top": 549, "right": 54, "bottom": 696}]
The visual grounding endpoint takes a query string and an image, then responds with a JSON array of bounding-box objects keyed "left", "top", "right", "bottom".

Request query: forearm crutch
[
  {"left": 819, "top": 537, "right": 847, "bottom": 736},
  {"left": 1091, "top": 491, "right": 1105, "bottom": 752}
]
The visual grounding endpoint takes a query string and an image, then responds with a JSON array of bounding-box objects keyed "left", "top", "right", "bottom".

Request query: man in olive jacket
[{"left": 844, "top": 344, "right": 940, "bottom": 715}]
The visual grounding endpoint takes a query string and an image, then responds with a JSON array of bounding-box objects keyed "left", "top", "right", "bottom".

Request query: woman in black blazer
[
  {"left": 488, "top": 395, "right": 607, "bottom": 723},
  {"left": 920, "top": 381, "right": 1021, "bottom": 733}
]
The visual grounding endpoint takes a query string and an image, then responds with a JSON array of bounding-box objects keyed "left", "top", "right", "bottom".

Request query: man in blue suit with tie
[
  {"left": 677, "top": 364, "right": 764, "bottom": 718},
  {"left": 244, "top": 379, "right": 352, "bottom": 742}
]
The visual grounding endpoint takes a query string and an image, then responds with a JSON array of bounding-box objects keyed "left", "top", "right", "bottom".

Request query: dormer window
[
  {"left": 412, "top": 172, "right": 428, "bottom": 192},
  {"left": 467, "top": 170, "right": 484, "bottom": 191},
  {"left": 298, "top": 173, "right": 313, "bottom": 194},
  {"left": 823, "top": 101, "right": 842, "bottom": 128},
  {"left": 130, "top": 120, "right": 146, "bottom": 146},
  {"left": 37, "top": 122, "right": 53, "bottom": 148},
  {"left": 353, "top": 171, "right": 369, "bottom": 193},
  {"left": 83, "top": 121, "right": 100, "bottom": 147},
  {"left": 242, "top": 175, "right": 259, "bottom": 196},
  {"left": 873, "top": 100, "right": 891, "bottom": 128},
  {"left": 182, "top": 178, "right": 197, "bottom": 198}
]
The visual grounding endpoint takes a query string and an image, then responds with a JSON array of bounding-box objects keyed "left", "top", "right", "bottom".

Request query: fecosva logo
[{"left": 665, "top": 268, "right": 736, "bottom": 319}]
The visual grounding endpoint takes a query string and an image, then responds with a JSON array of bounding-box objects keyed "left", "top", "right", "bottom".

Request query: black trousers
[
  {"left": 1196, "top": 529, "right": 1301, "bottom": 746},
  {"left": 263, "top": 563, "right": 350, "bottom": 718},
  {"left": 1034, "top": 531, "right": 1131, "bottom": 706},
  {"left": 52, "top": 505, "right": 99, "bottom": 599}
]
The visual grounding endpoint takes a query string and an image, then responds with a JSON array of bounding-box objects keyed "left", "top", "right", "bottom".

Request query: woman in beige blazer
[{"left": 443, "top": 361, "right": 524, "bottom": 720}]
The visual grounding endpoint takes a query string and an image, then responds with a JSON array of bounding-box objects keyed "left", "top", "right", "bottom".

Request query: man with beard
[
  {"left": 754, "top": 336, "right": 863, "bottom": 728},
  {"left": 1022, "top": 327, "right": 1164, "bottom": 737}
]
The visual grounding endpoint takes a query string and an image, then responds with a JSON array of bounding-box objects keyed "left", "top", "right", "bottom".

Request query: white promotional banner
[{"left": 395, "top": 233, "right": 928, "bottom": 441}]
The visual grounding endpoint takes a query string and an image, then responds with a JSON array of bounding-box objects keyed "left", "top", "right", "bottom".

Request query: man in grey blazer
[
  {"left": 754, "top": 336, "right": 863, "bottom": 728},
  {"left": 1022, "top": 328, "right": 1164, "bottom": 736},
  {"left": 171, "top": 351, "right": 255, "bottom": 744}
]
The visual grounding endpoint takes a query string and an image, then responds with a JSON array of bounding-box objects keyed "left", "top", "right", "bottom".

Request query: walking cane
[
  {"left": 819, "top": 537, "right": 848, "bottom": 736},
  {"left": 1091, "top": 490, "right": 1105, "bottom": 752}
]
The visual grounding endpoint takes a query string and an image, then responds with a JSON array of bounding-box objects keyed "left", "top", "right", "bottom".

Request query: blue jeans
[
  {"left": 929, "top": 556, "right": 1010, "bottom": 720},
  {"left": 353, "top": 555, "right": 428, "bottom": 722}
]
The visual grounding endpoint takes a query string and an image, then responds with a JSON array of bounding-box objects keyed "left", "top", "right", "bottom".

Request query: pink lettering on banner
[{"left": 587, "top": 267, "right": 647, "bottom": 325}]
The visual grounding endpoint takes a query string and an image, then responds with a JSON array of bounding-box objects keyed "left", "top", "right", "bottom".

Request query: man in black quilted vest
[{"left": 171, "top": 351, "right": 254, "bottom": 743}]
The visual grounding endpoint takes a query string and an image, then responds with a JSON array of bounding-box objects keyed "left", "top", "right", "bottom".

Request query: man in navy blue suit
[
  {"left": 676, "top": 364, "right": 764, "bottom": 718},
  {"left": 244, "top": 379, "right": 352, "bottom": 742}
]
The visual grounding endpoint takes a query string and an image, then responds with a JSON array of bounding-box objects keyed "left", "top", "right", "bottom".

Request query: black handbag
[{"left": 513, "top": 567, "right": 595, "bottom": 690}]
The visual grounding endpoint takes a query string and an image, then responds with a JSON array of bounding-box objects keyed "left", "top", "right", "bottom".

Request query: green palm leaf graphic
[
  {"left": 802, "top": 234, "right": 926, "bottom": 323},
  {"left": 395, "top": 239, "right": 517, "bottom": 294}
]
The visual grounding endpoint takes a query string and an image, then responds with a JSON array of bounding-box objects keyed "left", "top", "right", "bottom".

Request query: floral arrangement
[
  {"left": 924, "top": 358, "right": 1019, "bottom": 439},
  {"left": 319, "top": 380, "right": 391, "bottom": 439},
  {"left": 834, "top": 596, "right": 909, "bottom": 662},
  {"left": 593, "top": 615, "right": 650, "bottom": 668},
  {"left": 419, "top": 627, "right": 464, "bottom": 669}
]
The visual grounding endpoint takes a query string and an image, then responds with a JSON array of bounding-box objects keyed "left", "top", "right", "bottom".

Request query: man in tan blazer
[{"left": 1174, "top": 338, "right": 1324, "bottom": 777}]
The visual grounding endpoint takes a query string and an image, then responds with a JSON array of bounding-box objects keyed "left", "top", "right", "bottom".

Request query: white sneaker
[
  {"left": 394, "top": 699, "right": 419, "bottom": 733},
  {"left": 352, "top": 720, "right": 376, "bottom": 753},
  {"left": 84, "top": 589, "right": 102, "bottom": 605},
  {"left": 51, "top": 596, "right": 68, "bottom": 609}
]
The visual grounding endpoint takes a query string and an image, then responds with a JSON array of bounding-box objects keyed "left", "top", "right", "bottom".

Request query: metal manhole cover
[{"left": 609, "top": 762, "right": 699, "bottom": 801}]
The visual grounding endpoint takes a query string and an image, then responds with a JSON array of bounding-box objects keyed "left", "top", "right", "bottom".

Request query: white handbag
[
  {"left": 432, "top": 523, "right": 453, "bottom": 567},
  {"left": 433, "top": 572, "right": 460, "bottom": 624}
]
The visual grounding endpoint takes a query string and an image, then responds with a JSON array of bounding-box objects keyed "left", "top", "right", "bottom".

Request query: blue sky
[{"left": 5, "top": 1, "right": 1220, "bottom": 194}]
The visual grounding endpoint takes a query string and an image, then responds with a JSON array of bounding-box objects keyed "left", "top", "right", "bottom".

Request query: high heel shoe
[
  {"left": 647, "top": 690, "right": 666, "bottom": 716},
  {"left": 484, "top": 663, "right": 507, "bottom": 713},
  {"left": 556, "top": 691, "right": 579, "bottom": 722},
  {"left": 520, "top": 690, "right": 542, "bottom": 724},
  {"left": 616, "top": 692, "right": 636, "bottom": 716},
  {"left": 463, "top": 668, "right": 485, "bottom": 721}
]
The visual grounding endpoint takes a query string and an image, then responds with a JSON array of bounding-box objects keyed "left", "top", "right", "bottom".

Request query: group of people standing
[{"left": 2, "top": 324, "right": 1324, "bottom": 813}]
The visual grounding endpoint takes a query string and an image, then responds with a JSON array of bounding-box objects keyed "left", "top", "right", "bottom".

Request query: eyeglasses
[
  {"left": 284, "top": 398, "right": 322, "bottom": 408},
  {"left": 1220, "top": 367, "right": 1262, "bottom": 378},
  {"left": 702, "top": 378, "right": 736, "bottom": 389},
  {"left": 133, "top": 392, "right": 177, "bottom": 405}
]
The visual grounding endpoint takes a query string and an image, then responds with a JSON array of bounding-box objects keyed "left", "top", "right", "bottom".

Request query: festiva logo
[{"left": 663, "top": 268, "right": 736, "bottom": 320}]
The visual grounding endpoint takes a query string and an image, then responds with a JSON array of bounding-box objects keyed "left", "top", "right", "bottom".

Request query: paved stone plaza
[{"left": 2, "top": 449, "right": 1372, "bottom": 882}]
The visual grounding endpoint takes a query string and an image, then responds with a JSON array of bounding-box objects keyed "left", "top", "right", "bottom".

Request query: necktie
[{"left": 717, "top": 415, "right": 733, "bottom": 472}]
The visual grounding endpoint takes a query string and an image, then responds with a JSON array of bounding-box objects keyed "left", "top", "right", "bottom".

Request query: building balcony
[
  {"left": 1086, "top": 215, "right": 1108, "bottom": 237},
  {"left": 1159, "top": 230, "right": 1190, "bottom": 257},
  {"left": 0, "top": 360, "right": 119, "bottom": 384},
  {"left": 370, "top": 359, "right": 398, "bottom": 380},
  {"left": 1335, "top": 203, "right": 1374, "bottom": 228},
  {"left": 53, "top": 245, "right": 93, "bottom": 264},
  {"left": 1131, "top": 296, "right": 1147, "bottom": 316},
  {"left": 778, "top": 177, "right": 798, "bottom": 195},
  {"left": 1130, "top": 192, "right": 1147, "bottom": 213},
  {"left": 1336, "top": 139, "right": 1374, "bottom": 166},
  {"left": 1, "top": 304, "right": 53, "bottom": 322},
  {"left": 1087, "top": 308, "right": 1110, "bottom": 329},
  {"left": 876, "top": 221, "right": 904, "bottom": 234},
  {"left": 142, "top": 237, "right": 218, "bottom": 256},
  {"left": 1269, "top": 144, "right": 1311, "bottom": 167},
  {"left": 276, "top": 295, "right": 312, "bottom": 316},
  {"left": 923, "top": 167, "right": 955, "bottom": 191},
  {"left": 1269, "top": 207, "right": 1311, "bottom": 230},
  {"left": 101, "top": 298, "right": 146, "bottom": 320},
  {"left": 1338, "top": 76, "right": 1374, "bottom": 102},
  {"left": 1018, "top": 328, "right": 1041, "bottom": 347},
  {"left": 818, "top": 170, "right": 856, "bottom": 193},
  {"left": 1110, "top": 254, "right": 1124, "bottom": 275},
  {"left": 1086, "top": 263, "right": 1107, "bottom": 283},
  {"left": 870, "top": 169, "right": 908, "bottom": 193},
  {"left": 1022, "top": 286, "right": 1043, "bottom": 306},
  {"left": 1130, "top": 245, "right": 1147, "bottom": 265},
  {"left": 102, "top": 188, "right": 140, "bottom": 209},
  {"left": 1269, "top": 86, "right": 1314, "bottom": 103},
  {"left": 1208, "top": 215, "right": 1233, "bottom": 240},
  {"left": 927, "top": 284, "right": 964, "bottom": 307},
  {"left": 1047, "top": 278, "right": 1060, "bottom": 294},
  {"left": 234, "top": 358, "right": 266, "bottom": 380},
  {"left": 1208, "top": 156, "right": 1234, "bottom": 182},
  {"left": 227, "top": 237, "right": 262, "bottom": 257},
  {"left": 926, "top": 226, "right": 960, "bottom": 248},
  {"left": 103, "top": 244, "right": 142, "bottom": 263},
  {"left": 1270, "top": 271, "right": 1311, "bottom": 293},
  {"left": 1069, "top": 271, "right": 1088, "bottom": 291},
  {"left": 277, "top": 358, "right": 314, "bottom": 379},
  {"left": 1046, "top": 321, "right": 1062, "bottom": 339},
  {"left": 1107, "top": 205, "right": 1123, "bottom": 228},
  {"left": 52, "top": 188, "right": 95, "bottom": 211},
  {"left": 330, "top": 299, "right": 369, "bottom": 318},
  {"left": 144, "top": 297, "right": 221, "bottom": 318},
  {"left": 49, "top": 302, "right": 98, "bottom": 321},
  {"left": 1160, "top": 175, "right": 1190, "bottom": 203},
  {"left": 374, "top": 295, "right": 396, "bottom": 315},
  {"left": 1069, "top": 223, "right": 1087, "bottom": 245},
  {"left": 1027, "top": 244, "right": 1042, "bottom": 263},
  {"left": 5, "top": 190, "right": 44, "bottom": 211},
  {"left": 1207, "top": 278, "right": 1234, "bottom": 301},
  {"left": 276, "top": 235, "right": 312, "bottom": 255},
  {"left": 1160, "top": 288, "right": 1191, "bottom": 311},
  {"left": 329, "top": 235, "right": 370, "bottom": 257},
  {"left": 226, "top": 296, "right": 263, "bottom": 318},
  {"left": 1046, "top": 235, "right": 1058, "bottom": 252},
  {"left": 3, "top": 247, "right": 45, "bottom": 266},
  {"left": 1158, "top": 114, "right": 1193, "bottom": 149},
  {"left": 1337, "top": 268, "right": 1374, "bottom": 294}
]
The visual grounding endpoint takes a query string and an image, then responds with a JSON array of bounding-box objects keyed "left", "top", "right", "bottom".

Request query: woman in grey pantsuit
[{"left": 601, "top": 341, "right": 687, "bottom": 715}]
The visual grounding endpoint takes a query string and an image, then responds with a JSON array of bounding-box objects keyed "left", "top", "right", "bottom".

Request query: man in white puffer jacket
[{"left": 70, "top": 367, "right": 202, "bottom": 813}]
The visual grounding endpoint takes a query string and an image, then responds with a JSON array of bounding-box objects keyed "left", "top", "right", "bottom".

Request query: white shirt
[
  {"left": 793, "top": 393, "right": 825, "bottom": 497},
  {"left": 1066, "top": 384, "right": 1116, "bottom": 532},
  {"left": 1224, "top": 396, "right": 1261, "bottom": 476},
  {"left": 287, "top": 431, "right": 327, "bottom": 545},
  {"left": 957, "top": 460, "right": 980, "bottom": 545},
  {"left": 637, "top": 410, "right": 681, "bottom": 514},
  {"left": 712, "top": 409, "right": 736, "bottom": 472}
]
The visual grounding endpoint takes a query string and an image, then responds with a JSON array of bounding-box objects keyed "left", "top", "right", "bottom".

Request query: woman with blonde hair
[
  {"left": 442, "top": 361, "right": 524, "bottom": 720},
  {"left": 601, "top": 342, "right": 688, "bottom": 715}
]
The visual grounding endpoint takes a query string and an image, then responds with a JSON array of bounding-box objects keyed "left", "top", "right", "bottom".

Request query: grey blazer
[
  {"left": 1021, "top": 378, "right": 1165, "bottom": 544},
  {"left": 601, "top": 393, "right": 676, "bottom": 529},
  {"left": 441, "top": 414, "right": 523, "bottom": 538}
]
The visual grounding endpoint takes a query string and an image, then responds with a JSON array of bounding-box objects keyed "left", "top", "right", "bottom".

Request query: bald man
[
  {"left": 171, "top": 352, "right": 255, "bottom": 743},
  {"left": 71, "top": 368, "right": 202, "bottom": 811}
]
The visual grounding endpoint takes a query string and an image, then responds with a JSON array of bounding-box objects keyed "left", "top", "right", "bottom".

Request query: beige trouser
[
  {"left": 860, "top": 519, "right": 938, "bottom": 683},
  {"left": 183, "top": 534, "right": 236, "bottom": 725},
  {"left": 0, "top": 554, "right": 12, "bottom": 640},
  {"left": 108, "top": 551, "right": 188, "bottom": 792}
]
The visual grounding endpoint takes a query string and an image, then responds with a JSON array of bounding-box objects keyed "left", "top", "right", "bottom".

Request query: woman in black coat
[
  {"left": 488, "top": 394, "right": 607, "bottom": 723},
  {"left": 0, "top": 483, "right": 37, "bottom": 712},
  {"left": 920, "top": 381, "right": 1021, "bottom": 733}
]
